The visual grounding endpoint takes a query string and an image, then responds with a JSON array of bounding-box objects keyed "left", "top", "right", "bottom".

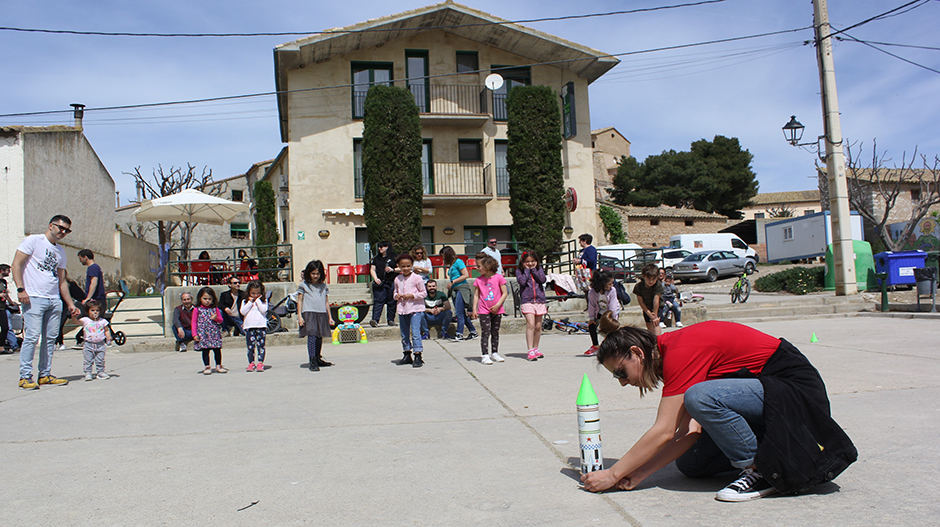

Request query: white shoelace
[{"left": 730, "top": 468, "right": 762, "bottom": 491}]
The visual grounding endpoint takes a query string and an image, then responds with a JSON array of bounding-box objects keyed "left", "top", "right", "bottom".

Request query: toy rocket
[{"left": 577, "top": 373, "right": 603, "bottom": 474}]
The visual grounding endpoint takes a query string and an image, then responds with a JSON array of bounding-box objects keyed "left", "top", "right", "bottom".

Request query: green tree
[
  {"left": 598, "top": 205, "right": 627, "bottom": 244},
  {"left": 610, "top": 135, "right": 758, "bottom": 219},
  {"left": 253, "top": 180, "right": 278, "bottom": 281},
  {"left": 506, "top": 85, "right": 565, "bottom": 258},
  {"left": 361, "top": 85, "right": 423, "bottom": 254}
]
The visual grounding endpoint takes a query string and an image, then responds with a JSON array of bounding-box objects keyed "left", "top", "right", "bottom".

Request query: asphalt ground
[{"left": 1, "top": 316, "right": 938, "bottom": 526}]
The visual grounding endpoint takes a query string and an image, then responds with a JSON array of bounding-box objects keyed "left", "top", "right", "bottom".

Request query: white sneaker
[
  {"left": 84, "top": 373, "right": 94, "bottom": 381},
  {"left": 676, "top": 321, "right": 684, "bottom": 327},
  {"left": 490, "top": 352, "right": 505, "bottom": 362},
  {"left": 96, "top": 372, "right": 110, "bottom": 380},
  {"left": 56, "top": 344, "right": 66, "bottom": 351},
  {"left": 659, "top": 322, "right": 667, "bottom": 328},
  {"left": 481, "top": 354, "right": 493, "bottom": 365}
]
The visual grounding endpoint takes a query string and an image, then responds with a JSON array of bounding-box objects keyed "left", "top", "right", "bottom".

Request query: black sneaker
[
  {"left": 412, "top": 353, "right": 423, "bottom": 368},
  {"left": 397, "top": 353, "right": 413, "bottom": 366},
  {"left": 715, "top": 468, "right": 777, "bottom": 502},
  {"left": 467, "top": 332, "right": 478, "bottom": 340},
  {"left": 369, "top": 320, "right": 378, "bottom": 328}
]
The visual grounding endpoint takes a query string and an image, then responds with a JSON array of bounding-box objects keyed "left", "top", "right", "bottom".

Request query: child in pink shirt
[
  {"left": 393, "top": 254, "right": 428, "bottom": 368},
  {"left": 472, "top": 256, "right": 508, "bottom": 365}
]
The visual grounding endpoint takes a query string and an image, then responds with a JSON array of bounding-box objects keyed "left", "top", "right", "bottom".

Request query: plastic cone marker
[{"left": 811, "top": 332, "right": 818, "bottom": 343}]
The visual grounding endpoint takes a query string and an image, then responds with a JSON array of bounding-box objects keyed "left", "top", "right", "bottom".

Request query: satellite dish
[{"left": 485, "top": 73, "right": 504, "bottom": 91}]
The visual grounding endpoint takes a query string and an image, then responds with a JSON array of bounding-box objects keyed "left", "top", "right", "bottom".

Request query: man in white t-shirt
[
  {"left": 11, "top": 215, "right": 81, "bottom": 389},
  {"left": 480, "top": 237, "right": 503, "bottom": 275}
]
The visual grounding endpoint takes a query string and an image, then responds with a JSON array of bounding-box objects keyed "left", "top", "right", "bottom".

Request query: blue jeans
[
  {"left": 19, "top": 296, "right": 62, "bottom": 379},
  {"left": 452, "top": 290, "right": 475, "bottom": 336},
  {"left": 659, "top": 301, "right": 681, "bottom": 323},
  {"left": 399, "top": 313, "right": 423, "bottom": 353},
  {"left": 173, "top": 325, "right": 193, "bottom": 345},
  {"left": 422, "top": 309, "right": 453, "bottom": 337},
  {"left": 682, "top": 379, "right": 764, "bottom": 471},
  {"left": 222, "top": 312, "right": 243, "bottom": 335}
]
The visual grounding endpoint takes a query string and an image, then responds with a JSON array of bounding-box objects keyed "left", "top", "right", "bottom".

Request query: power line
[
  {"left": 834, "top": 37, "right": 940, "bottom": 52},
  {"left": 0, "top": 0, "right": 726, "bottom": 38},
  {"left": 838, "top": 31, "right": 940, "bottom": 75},
  {"left": 0, "top": 25, "right": 811, "bottom": 119},
  {"left": 821, "top": 0, "right": 930, "bottom": 42}
]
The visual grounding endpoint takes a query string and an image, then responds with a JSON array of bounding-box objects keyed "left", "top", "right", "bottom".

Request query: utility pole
[{"left": 814, "top": 0, "right": 857, "bottom": 295}]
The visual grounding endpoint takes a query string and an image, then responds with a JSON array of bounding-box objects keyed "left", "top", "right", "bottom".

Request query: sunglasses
[{"left": 52, "top": 224, "right": 72, "bottom": 234}]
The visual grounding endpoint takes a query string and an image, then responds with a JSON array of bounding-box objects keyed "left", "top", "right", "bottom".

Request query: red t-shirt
[{"left": 657, "top": 321, "right": 780, "bottom": 397}]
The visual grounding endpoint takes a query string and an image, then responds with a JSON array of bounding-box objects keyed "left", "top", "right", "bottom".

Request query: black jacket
[
  {"left": 752, "top": 338, "right": 857, "bottom": 494},
  {"left": 219, "top": 290, "right": 246, "bottom": 317}
]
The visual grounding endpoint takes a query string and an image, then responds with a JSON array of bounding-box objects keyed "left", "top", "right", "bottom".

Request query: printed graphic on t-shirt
[{"left": 38, "top": 249, "right": 60, "bottom": 274}]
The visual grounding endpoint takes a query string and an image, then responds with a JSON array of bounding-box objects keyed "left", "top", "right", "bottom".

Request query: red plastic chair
[
  {"left": 429, "top": 256, "right": 443, "bottom": 279},
  {"left": 336, "top": 265, "right": 356, "bottom": 283},
  {"left": 354, "top": 264, "right": 371, "bottom": 282},
  {"left": 177, "top": 262, "right": 189, "bottom": 285},
  {"left": 501, "top": 254, "right": 518, "bottom": 275},
  {"left": 190, "top": 261, "right": 212, "bottom": 285}
]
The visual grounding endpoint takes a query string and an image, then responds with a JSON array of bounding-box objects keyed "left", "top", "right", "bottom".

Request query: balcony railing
[
  {"left": 353, "top": 83, "right": 487, "bottom": 119},
  {"left": 355, "top": 162, "right": 491, "bottom": 199},
  {"left": 495, "top": 166, "right": 509, "bottom": 197}
]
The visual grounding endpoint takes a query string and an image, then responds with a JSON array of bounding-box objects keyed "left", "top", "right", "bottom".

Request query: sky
[{"left": 2, "top": 0, "right": 938, "bottom": 207}]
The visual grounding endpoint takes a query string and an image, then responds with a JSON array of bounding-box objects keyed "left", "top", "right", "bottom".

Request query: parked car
[
  {"left": 671, "top": 250, "right": 756, "bottom": 282},
  {"left": 597, "top": 255, "right": 636, "bottom": 282},
  {"left": 669, "top": 233, "right": 759, "bottom": 262},
  {"left": 635, "top": 249, "right": 693, "bottom": 272}
]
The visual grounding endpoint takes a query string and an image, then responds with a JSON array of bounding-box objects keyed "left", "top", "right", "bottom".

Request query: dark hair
[
  {"left": 246, "top": 259, "right": 258, "bottom": 269},
  {"left": 519, "top": 250, "right": 541, "bottom": 269},
  {"left": 377, "top": 241, "right": 390, "bottom": 249},
  {"left": 439, "top": 246, "right": 457, "bottom": 266},
  {"left": 590, "top": 269, "right": 614, "bottom": 294},
  {"left": 397, "top": 254, "right": 413, "bottom": 266},
  {"left": 641, "top": 263, "right": 660, "bottom": 278},
  {"left": 238, "top": 249, "right": 248, "bottom": 258},
  {"left": 50, "top": 215, "right": 71, "bottom": 226},
  {"left": 198, "top": 251, "right": 211, "bottom": 260},
  {"left": 245, "top": 280, "right": 265, "bottom": 300},
  {"left": 579, "top": 233, "right": 593, "bottom": 245},
  {"left": 303, "top": 260, "right": 325, "bottom": 284},
  {"left": 196, "top": 287, "right": 218, "bottom": 308},
  {"left": 85, "top": 299, "right": 103, "bottom": 312},
  {"left": 478, "top": 255, "right": 498, "bottom": 274},
  {"left": 0, "top": 264, "right": 10, "bottom": 272},
  {"left": 596, "top": 325, "right": 662, "bottom": 397},
  {"left": 78, "top": 249, "right": 94, "bottom": 260}
]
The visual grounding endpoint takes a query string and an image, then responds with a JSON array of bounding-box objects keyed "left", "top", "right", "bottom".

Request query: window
[
  {"left": 231, "top": 190, "right": 243, "bottom": 202},
  {"left": 685, "top": 220, "right": 694, "bottom": 227},
  {"left": 456, "top": 51, "right": 478, "bottom": 73},
  {"left": 406, "top": 50, "right": 429, "bottom": 112},
  {"left": 491, "top": 66, "right": 530, "bottom": 121},
  {"left": 354, "top": 139, "right": 364, "bottom": 199},
  {"left": 351, "top": 62, "right": 393, "bottom": 119},
  {"left": 783, "top": 226, "right": 793, "bottom": 241},
  {"left": 458, "top": 139, "right": 482, "bottom": 162},
  {"left": 650, "top": 219, "right": 660, "bottom": 226},
  {"left": 804, "top": 210, "right": 814, "bottom": 216},
  {"left": 422, "top": 140, "right": 433, "bottom": 194},
  {"left": 731, "top": 238, "right": 747, "bottom": 250},
  {"left": 754, "top": 212, "right": 765, "bottom": 219},
  {"left": 495, "top": 140, "right": 509, "bottom": 197},
  {"left": 230, "top": 223, "right": 250, "bottom": 240},
  {"left": 911, "top": 189, "right": 921, "bottom": 202}
]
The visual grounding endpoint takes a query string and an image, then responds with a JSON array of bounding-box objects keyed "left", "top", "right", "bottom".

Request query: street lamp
[{"left": 781, "top": 116, "right": 805, "bottom": 146}]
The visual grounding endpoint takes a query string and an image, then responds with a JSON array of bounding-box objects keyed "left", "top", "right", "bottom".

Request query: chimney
[{"left": 70, "top": 103, "right": 85, "bottom": 128}]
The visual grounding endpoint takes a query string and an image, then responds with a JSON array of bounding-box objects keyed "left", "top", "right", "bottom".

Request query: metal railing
[
  {"left": 495, "top": 166, "right": 509, "bottom": 197},
  {"left": 167, "top": 243, "right": 295, "bottom": 285},
  {"left": 355, "top": 83, "right": 488, "bottom": 119},
  {"left": 355, "top": 162, "right": 491, "bottom": 199},
  {"left": 493, "top": 92, "right": 508, "bottom": 121}
]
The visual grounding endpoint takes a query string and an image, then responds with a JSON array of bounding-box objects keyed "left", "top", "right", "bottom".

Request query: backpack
[{"left": 612, "top": 280, "right": 631, "bottom": 306}]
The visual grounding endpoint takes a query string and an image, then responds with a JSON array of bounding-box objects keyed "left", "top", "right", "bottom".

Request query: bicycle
[{"left": 730, "top": 263, "right": 758, "bottom": 304}]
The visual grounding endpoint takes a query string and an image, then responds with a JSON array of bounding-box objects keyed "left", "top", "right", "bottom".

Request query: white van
[
  {"left": 669, "top": 234, "right": 758, "bottom": 262},
  {"left": 596, "top": 243, "right": 645, "bottom": 262}
]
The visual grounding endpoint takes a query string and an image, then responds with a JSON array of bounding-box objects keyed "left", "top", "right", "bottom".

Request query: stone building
[
  {"left": 591, "top": 127, "right": 630, "bottom": 201},
  {"left": 740, "top": 190, "right": 822, "bottom": 220},
  {"left": 272, "top": 2, "right": 619, "bottom": 271},
  {"left": 0, "top": 125, "right": 119, "bottom": 284},
  {"left": 598, "top": 201, "right": 728, "bottom": 248}
]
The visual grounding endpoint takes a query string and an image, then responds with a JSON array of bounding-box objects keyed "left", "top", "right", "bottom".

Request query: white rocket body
[{"left": 578, "top": 403, "right": 603, "bottom": 473}]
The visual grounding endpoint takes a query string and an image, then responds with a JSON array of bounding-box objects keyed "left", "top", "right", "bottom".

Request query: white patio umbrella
[{"left": 133, "top": 189, "right": 250, "bottom": 225}]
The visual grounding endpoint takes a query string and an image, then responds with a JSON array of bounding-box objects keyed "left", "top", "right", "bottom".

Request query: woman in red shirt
[{"left": 580, "top": 319, "right": 856, "bottom": 502}]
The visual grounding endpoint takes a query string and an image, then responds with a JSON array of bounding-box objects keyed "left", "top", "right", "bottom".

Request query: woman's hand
[
  {"left": 615, "top": 476, "right": 639, "bottom": 491},
  {"left": 298, "top": 317, "right": 305, "bottom": 327},
  {"left": 193, "top": 336, "right": 201, "bottom": 343},
  {"left": 580, "top": 469, "right": 620, "bottom": 493}
]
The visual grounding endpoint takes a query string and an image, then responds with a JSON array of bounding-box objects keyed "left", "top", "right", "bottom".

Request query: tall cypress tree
[
  {"left": 506, "top": 85, "right": 566, "bottom": 258},
  {"left": 253, "top": 180, "right": 278, "bottom": 281},
  {"left": 362, "top": 85, "right": 423, "bottom": 254}
]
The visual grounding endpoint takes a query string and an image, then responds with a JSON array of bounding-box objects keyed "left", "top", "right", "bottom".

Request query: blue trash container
[{"left": 873, "top": 250, "right": 928, "bottom": 286}]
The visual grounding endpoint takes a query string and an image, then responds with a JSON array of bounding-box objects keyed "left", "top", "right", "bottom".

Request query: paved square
[{"left": 1, "top": 317, "right": 938, "bottom": 526}]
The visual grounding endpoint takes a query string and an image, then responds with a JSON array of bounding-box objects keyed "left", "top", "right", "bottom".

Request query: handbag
[{"left": 573, "top": 265, "right": 592, "bottom": 292}]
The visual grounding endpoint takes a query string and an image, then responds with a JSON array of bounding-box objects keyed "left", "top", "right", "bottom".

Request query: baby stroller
[{"left": 75, "top": 290, "right": 127, "bottom": 346}]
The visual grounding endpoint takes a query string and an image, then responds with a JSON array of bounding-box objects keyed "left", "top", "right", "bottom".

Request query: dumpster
[
  {"left": 914, "top": 267, "right": 937, "bottom": 295},
  {"left": 824, "top": 240, "right": 877, "bottom": 291},
  {"left": 873, "top": 250, "right": 927, "bottom": 287}
]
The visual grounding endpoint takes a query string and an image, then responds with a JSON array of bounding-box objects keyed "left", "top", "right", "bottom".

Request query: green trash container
[{"left": 824, "top": 240, "right": 876, "bottom": 291}]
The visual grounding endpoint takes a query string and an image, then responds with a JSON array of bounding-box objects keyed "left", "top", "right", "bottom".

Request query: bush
[
  {"left": 599, "top": 205, "right": 627, "bottom": 244},
  {"left": 754, "top": 267, "right": 825, "bottom": 295}
]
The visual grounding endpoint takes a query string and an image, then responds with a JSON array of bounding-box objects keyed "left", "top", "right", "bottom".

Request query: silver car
[{"left": 672, "top": 250, "right": 756, "bottom": 282}]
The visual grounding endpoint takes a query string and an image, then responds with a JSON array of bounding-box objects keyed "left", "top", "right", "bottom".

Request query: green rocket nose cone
[{"left": 577, "top": 373, "right": 599, "bottom": 406}]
